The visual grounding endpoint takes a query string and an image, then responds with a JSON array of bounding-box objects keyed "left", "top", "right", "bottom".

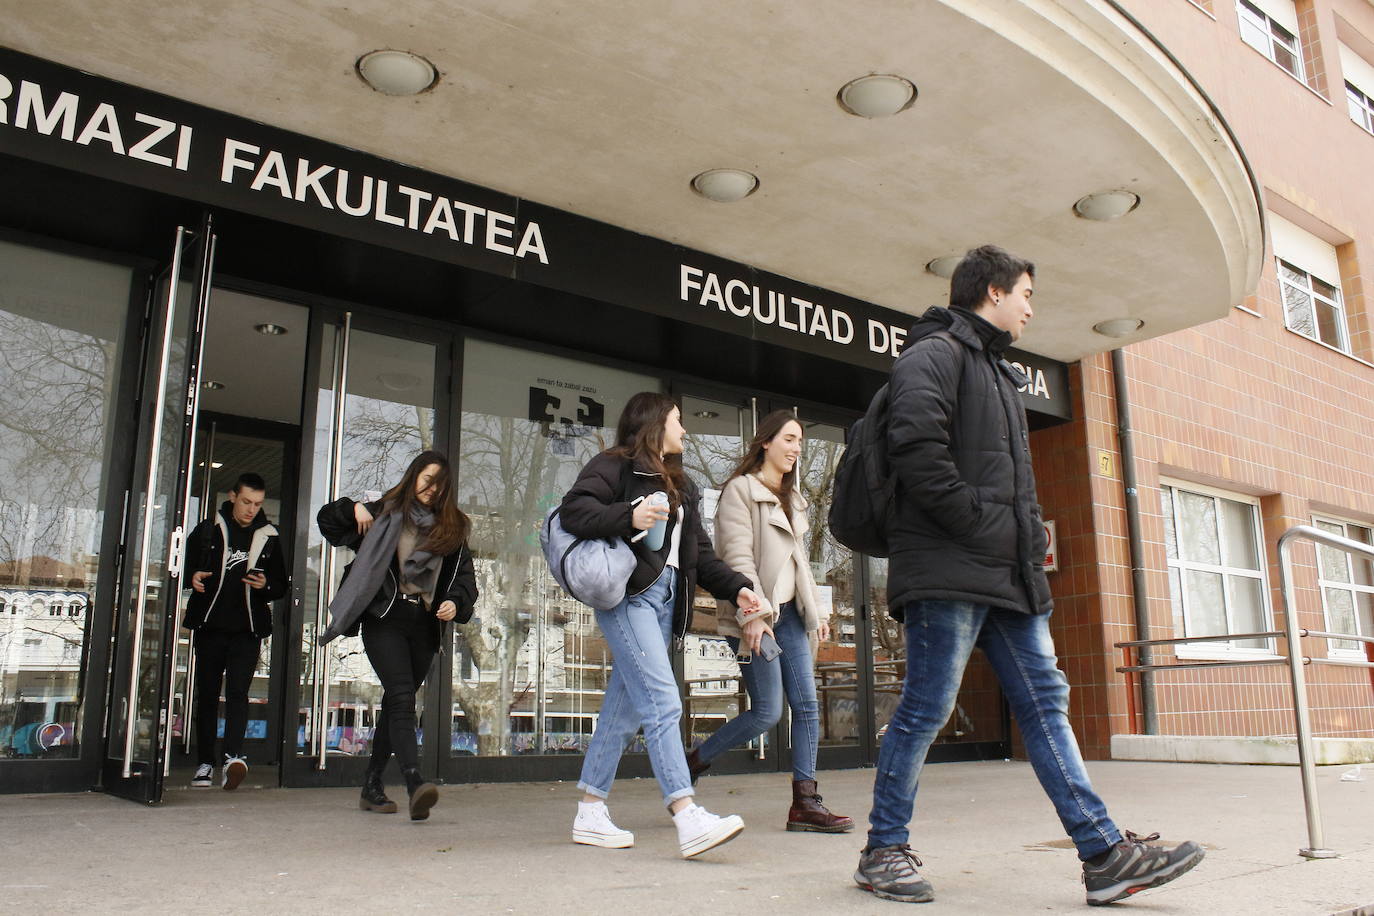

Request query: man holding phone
[{"left": 182, "top": 472, "right": 289, "bottom": 790}]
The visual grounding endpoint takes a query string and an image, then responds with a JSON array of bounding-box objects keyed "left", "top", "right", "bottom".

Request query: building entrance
[
  {"left": 100, "top": 218, "right": 458, "bottom": 799},
  {"left": 1, "top": 211, "right": 1011, "bottom": 802}
]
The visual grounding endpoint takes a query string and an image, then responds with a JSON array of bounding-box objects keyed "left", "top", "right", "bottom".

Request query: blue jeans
[
  {"left": 694, "top": 602, "right": 820, "bottom": 780},
  {"left": 867, "top": 600, "right": 1122, "bottom": 860},
  {"left": 578, "top": 567, "right": 694, "bottom": 806}
]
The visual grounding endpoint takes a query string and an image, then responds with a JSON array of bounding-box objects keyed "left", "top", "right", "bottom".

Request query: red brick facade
[{"left": 1033, "top": 0, "right": 1374, "bottom": 757}]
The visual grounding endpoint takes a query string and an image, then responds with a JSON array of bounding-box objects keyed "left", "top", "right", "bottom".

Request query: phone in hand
[{"left": 737, "top": 631, "right": 782, "bottom": 664}]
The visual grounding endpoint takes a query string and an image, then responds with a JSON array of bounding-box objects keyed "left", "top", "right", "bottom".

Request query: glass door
[
  {"left": 103, "top": 221, "right": 215, "bottom": 803},
  {"left": 444, "top": 339, "right": 660, "bottom": 781},
  {"left": 676, "top": 391, "right": 777, "bottom": 776},
  {"left": 783, "top": 408, "right": 870, "bottom": 770},
  {"left": 284, "top": 310, "right": 448, "bottom": 787}
]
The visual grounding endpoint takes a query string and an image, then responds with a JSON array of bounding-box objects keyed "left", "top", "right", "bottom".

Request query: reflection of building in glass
[{"left": 0, "top": 584, "right": 91, "bottom": 758}]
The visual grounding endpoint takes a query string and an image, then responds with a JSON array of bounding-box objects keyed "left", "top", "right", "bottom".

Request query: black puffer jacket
[
  {"left": 884, "top": 306, "right": 1051, "bottom": 618},
  {"left": 316, "top": 497, "right": 479, "bottom": 638},
  {"left": 559, "top": 451, "right": 751, "bottom": 644}
]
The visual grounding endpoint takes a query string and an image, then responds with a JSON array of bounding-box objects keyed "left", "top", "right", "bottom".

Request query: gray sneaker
[
  {"left": 1083, "top": 831, "right": 1205, "bottom": 906},
  {"left": 854, "top": 844, "right": 934, "bottom": 903}
]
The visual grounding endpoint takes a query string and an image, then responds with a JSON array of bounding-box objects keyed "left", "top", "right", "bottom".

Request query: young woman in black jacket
[
  {"left": 560, "top": 392, "right": 761, "bottom": 858},
  {"left": 318, "top": 450, "right": 477, "bottom": 821}
]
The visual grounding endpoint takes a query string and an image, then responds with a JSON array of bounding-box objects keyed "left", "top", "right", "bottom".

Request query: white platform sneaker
[
  {"left": 573, "top": 800, "right": 634, "bottom": 848},
  {"left": 673, "top": 802, "right": 744, "bottom": 858}
]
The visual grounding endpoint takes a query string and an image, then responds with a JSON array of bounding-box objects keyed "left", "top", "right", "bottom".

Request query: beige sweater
[{"left": 712, "top": 474, "right": 825, "bottom": 637}]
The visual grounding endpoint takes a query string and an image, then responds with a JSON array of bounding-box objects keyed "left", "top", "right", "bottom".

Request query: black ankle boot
[
  {"left": 402, "top": 767, "right": 439, "bottom": 821},
  {"left": 359, "top": 769, "right": 397, "bottom": 813}
]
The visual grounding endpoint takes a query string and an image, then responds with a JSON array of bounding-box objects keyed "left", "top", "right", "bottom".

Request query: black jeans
[
  {"left": 361, "top": 603, "right": 439, "bottom": 775},
  {"left": 193, "top": 629, "right": 262, "bottom": 766}
]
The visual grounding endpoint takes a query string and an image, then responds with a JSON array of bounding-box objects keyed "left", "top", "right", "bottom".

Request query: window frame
[
  {"left": 1161, "top": 479, "right": 1276, "bottom": 659},
  {"left": 1347, "top": 81, "right": 1374, "bottom": 135},
  {"left": 1236, "top": 0, "right": 1305, "bottom": 82},
  {"left": 1311, "top": 515, "right": 1374, "bottom": 658},
  {"left": 1277, "top": 257, "right": 1348, "bottom": 352}
]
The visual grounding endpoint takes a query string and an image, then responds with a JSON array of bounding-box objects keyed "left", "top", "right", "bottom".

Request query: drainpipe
[{"left": 1111, "top": 348, "right": 1157, "bottom": 735}]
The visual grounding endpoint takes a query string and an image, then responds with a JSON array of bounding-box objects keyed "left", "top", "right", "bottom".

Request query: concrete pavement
[{"left": 2, "top": 759, "right": 1372, "bottom": 914}]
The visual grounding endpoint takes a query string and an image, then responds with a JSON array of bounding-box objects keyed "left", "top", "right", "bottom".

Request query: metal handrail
[{"left": 1114, "top": 524, "right": 1374, "bottom": 860}]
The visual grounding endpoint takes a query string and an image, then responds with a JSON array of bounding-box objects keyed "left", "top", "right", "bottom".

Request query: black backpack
[{"left": 828, "top": 381, "right": 896, "bottom": 557}]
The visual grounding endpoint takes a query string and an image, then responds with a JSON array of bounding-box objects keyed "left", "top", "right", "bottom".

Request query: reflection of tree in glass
[
  {"left": 455, "top": 414, "right": 607, "bottom": 755},
  {"left": 0, "top": 312, "right": 114, "bottom": 578},
  {"left": 0, "top": 310, "right": 112, "bottom": 751},
  {"left": 681, "top": 431, "right": 742, "bottom": 492},
  {"left": 340, "top": 399, "right": 433, "bottom": 496}
]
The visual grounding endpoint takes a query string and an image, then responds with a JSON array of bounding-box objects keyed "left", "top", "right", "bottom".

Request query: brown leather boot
[
  {"left": 787, "top": 779, "right": 854, "bottom": 833},
  {"left": 686, "top": 746, "right": 710, "bottom": 785}
]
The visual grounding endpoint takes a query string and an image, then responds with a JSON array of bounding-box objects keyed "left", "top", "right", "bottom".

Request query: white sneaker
[
  {"left": 190, "top": 764, "right": 213, "bottom": 789},
  {"left": 222, "top": 756, "right": 248, "bottom": 791},
  {"left": 673, "top": 802, "right": 744, "bottom": 858},
  {"left": 573, "top": 801, "right": 634, "bottom": 848}
]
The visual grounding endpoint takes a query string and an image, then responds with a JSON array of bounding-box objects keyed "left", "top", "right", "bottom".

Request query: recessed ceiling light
[
  {"left": 202, "top": 380, "right": 225, "bottom": 390},
  {"left": 1093, "top": 317, "right": 1145, "bottom": 337},
  {"left": 254, "top": 323, "right": 288, "bottom": 336},
  {"left": 1074, "top": 190, "right": 1141, "bottom": 221},
  {"left": 693, "top": 410, "right": 721, "bottom": 419},
  {"left": 691, "top": 169, "right": 759, "bottom": 203},
  {"left": 925, "top": 256, "right": 962, "bottom": 279},
  {"left": 837, "top": 74, "right": 917, "bottom": 118},
  {"left": 356, "top": 49, "right": 438, "bottom": 96}
]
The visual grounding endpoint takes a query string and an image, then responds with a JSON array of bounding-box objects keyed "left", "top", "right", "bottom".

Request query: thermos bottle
[{"left": 643, "top": 491, "right": 669, "bottom": 550}]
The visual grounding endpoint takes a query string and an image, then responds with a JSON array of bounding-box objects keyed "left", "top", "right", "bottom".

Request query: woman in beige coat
[{"left": 686, "top": 410, "right": 853, "bottom": 833}]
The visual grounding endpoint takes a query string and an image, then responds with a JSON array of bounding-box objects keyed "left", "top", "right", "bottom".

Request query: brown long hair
[
  {"left": 380, "top": 450, "right": 471, "bottom": 555},
  {"left": 608, "top": 392, "right": 689, "bottom": 509},
  {"left": 728, "top": 409, "right": 803, "bottom": 522}
]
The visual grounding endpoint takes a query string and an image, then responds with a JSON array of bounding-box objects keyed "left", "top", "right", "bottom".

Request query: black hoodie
[
  {"left": 883, "top": 305, "right": 1051, "bottom": 619},
  {"left": 182, "top": 502, "right": 289, "bottom": 637}
]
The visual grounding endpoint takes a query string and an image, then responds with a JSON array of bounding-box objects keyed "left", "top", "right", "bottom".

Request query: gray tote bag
[{"left": 540, "top": 506, "right": 636, "bottom": 611}]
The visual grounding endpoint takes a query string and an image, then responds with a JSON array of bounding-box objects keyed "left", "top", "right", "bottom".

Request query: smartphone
[{"left": 737, "top": 631, "right": 782, "bottom": 664}]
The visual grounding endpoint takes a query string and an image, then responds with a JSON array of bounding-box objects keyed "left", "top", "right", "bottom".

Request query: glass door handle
[
  {"left": 123, "top": 227, "right": 188, "bottom": 778},
  {"left": 313, "top": 312, "right": 352, "bottom": 768}
]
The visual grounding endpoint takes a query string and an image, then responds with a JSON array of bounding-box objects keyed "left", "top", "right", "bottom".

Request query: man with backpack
[{"left": 849, "top": 246, "right": 1204, "bottom": 906}]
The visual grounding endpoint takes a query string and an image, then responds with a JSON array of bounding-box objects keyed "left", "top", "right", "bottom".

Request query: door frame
[
  {"left": 668, "top": 383, "right": 781, "bottom": 779},
  {"left": 102, "top": 219, "right": 216, "bottom": 803},
  {"left": 277, "top": 302, "right": 456, "bottom": 788},
  {"left": 165, "top": 410, "right": 303, "bottom": 772},
  {"left": 756, "top": 397, "right": 876, "bottom": 774}
]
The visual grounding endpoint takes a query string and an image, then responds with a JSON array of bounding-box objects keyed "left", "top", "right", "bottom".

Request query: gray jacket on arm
[{"left": 884, "top": 306, "right": 1051, "bottom": 619}]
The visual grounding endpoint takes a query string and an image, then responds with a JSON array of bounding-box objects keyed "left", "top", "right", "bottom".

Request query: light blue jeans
[
  {"left": 867, "top": 600, "right": 1122, "bottom": 859},
  {"left": 577, "top": 566, "right": 694, "bottom": 806},
  {"left": 693, "top": 602, "right": 820, "bottom": 780}
]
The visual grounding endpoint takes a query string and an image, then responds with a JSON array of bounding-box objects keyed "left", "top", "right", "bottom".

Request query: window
[
  {"left": 1236, "top": 0, "right": 1303, "bottom": 80},
  {"left": 1312, "top": 517, "right": 1374, "bottom": 655},
  {"left": 1348, "top": 82, "right": 1374, "bottom": 134},
  {"left": 1341, "top": 43, "right": 1374, "bottom": 134},
  {"left": 1162, "top": 483, "right": 1272, "bottom": 653},
  {"left": 453, "top": 337, "right": 661, "bottom": 758},
  {"left": 1278, "top": 259, "right": 1347, "bottom": 350},
  {"left": 0, "top": 236, "right": 133, "bottom": 760}
]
